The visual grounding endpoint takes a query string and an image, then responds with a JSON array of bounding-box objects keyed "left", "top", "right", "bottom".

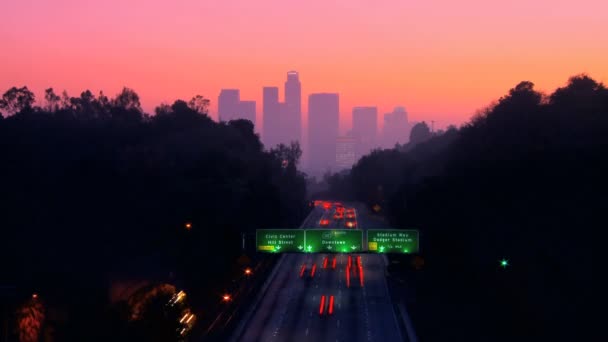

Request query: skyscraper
[
  {"left": 308, "top": 93, "right": 339, "bottom": 172},
  {"left": 336, "top": 135, "right": 357, "bottom": 170},
  {"left": 284, "top": 71, "right": 302, "bottom": 143},
  {"left": 218, "top": 89, "right": 257, "bottom": 125},
  {"left": 262, "top": 87, "right": 280, "bottom": 148},
  {"left": 218, "top": 89, "right": 240, "bottom": 122},
  {"left": 382, "top": 106, "right": 410, "bottom": 147},
  {"left": 352, "top": 106, "right": 378, "bottom": 158},
  {"left": 239, "top": 100, "right": 256, "bottom": 125}
]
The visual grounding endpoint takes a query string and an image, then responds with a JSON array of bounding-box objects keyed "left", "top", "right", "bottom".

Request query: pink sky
[{"left": 1, "top": 0, "right": 606, "bottom": 132}]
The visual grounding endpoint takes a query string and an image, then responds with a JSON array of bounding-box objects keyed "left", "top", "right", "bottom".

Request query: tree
[
  {"left": 188, "top": 95, "right": 210, "bottom": 115},
  {"left": 113, "top": 87, "right": 142, "bottom": 111},
  {"left": 44, "top": 88, "right": 61, "bottom": 111},
  {"left": 270, "top": 142, "right": 302, "bottom": 168},
  {"left": 409, "top": 121, "right": 432, "bottom": 145},
  {"left": 0, "top": 86, "right": 35, "bottom": 115}
]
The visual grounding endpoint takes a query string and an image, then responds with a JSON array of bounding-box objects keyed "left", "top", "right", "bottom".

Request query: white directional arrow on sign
[
  {"left": 351, "top": 245, "right": 357, "bottom": 250},
  {"left": 297, "top": 245, "right": 303, "bottom": 250},
  {"left": 327, "top": 246, "right": 333, "bottom": 250}
]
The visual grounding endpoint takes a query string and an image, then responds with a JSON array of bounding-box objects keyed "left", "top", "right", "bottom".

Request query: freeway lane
[{"left": 232, "top": 203, "right": 405, "bottom": 342}]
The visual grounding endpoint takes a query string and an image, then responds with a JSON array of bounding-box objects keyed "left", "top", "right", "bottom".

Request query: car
[
  {"left": 319, "top": 219, "right": 330, "bottom": 227},
  {"left": 345, "top": 220, "right": 357, "bottom": 228}
]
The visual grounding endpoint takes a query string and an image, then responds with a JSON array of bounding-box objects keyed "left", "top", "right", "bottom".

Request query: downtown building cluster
[{"left": 218, "top": 71, "right": 413, "bottom": 176}]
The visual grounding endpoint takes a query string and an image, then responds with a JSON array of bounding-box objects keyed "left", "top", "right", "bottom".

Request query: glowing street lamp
[
  {"left": 222, "top": 294, "right": 231, "bottom": 302},
  {"left": 244, "top": 268, "right": 252, "bottom": 276},
  {"left": 185, "top": 222, "right": 192, "bottom": 230}
]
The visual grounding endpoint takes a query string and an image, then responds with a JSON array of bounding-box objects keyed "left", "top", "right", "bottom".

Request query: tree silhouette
[
  {"left": 320, "top": 74, "right": 603, "bottom": 341},
  {"left": 0, "top": 85, "right": 309, "bottom": 342},
  {"left": 409, "top": 121, "right": 431, "bottom": 145},
  {"left": 44, "top": 88, "right": 61, "bottom": 112},
  {"left": 0, "top": 86, "right": 35, "bottom": 114}
]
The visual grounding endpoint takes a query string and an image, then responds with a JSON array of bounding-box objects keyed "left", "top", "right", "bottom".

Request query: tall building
[
  {"left": 336, "top": 135, "right": 357, "bottom": 170},
  {"left": 262, "top": 87, "right": 280, "bottom": 148},
  {"left": 218, "top": 89, "right": 257, "bottom": 125},
  {"left": 239, "top": 100, "right": 256, "bottom": 125},
  {"left": 382, "top": 106, "right": 410, "bottom": 147},
  {"left": 352, "top": 106, "right": 378, "bottom": 158},
  {"left": 308, "top": 93, "right": 339, "bottom": 172},
  {"left": 218, "top": 89, "right": 240, "bottom": 122},
  {"left": 284, "top": 71, "right": 302, "bottom": 143}
]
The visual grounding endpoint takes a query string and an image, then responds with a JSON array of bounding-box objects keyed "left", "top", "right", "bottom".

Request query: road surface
[{"left": 231, "top": 203, "right": 406, "bottom": 342}]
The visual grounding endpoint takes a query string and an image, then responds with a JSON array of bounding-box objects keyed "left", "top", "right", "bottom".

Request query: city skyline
[{"left": 2, "top": 0, "right": 604, "bottom": 132}]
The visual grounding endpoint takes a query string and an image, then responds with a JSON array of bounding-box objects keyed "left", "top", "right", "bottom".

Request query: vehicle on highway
[
  {"left": 333, "top": 212, "right": 343, "bottom": 220},
  {"left": 345, "top": 220, "right": 357, "bottom": 228},
  {"left": 345, "top": 212, "right": 355, "bottom": 219},
  {"left": 319, "top": 218, "right": 330, "bottom": 227}
]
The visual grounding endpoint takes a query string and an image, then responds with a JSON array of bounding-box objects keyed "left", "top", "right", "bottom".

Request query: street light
[
  {"left": 185, "top": 222, "right": 192, "bottom": 230},
  {"left": 222, "top": 294, "right": 231, "bottom": 302},
  {"left": 244, "top": 268, "right": 252, "bottom": 276}
]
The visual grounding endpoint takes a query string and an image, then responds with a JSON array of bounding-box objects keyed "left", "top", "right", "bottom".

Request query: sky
[{"left": 1, "top": 0, "right": 606, "bottom": 132}]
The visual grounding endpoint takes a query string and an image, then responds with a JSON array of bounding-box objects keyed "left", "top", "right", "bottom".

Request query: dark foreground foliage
[
  {"left": 327, "top": 74, "right": 603, "bottom": 341},
  {"left": 0, "top": 87, "right": 307, "bottom": 341}
]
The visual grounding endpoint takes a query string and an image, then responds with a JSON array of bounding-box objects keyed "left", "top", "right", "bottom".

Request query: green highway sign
[
  {"left": 367, "top": 229, "right": 419, "bottom": 254},
  {"left": 304, "top": 229, "right": 363, "bottom": 253},
  {"left": 256, "top": 229, "right": 305, "bottom": 253}
]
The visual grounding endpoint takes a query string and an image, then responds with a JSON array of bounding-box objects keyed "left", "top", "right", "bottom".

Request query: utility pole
[{"left": 430, "top": 120, "right": 435, "bottom": 133}]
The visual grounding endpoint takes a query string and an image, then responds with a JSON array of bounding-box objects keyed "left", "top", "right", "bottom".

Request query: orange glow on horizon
[{"left": 0, "top": 0, "right": 605, "bottom": 132}]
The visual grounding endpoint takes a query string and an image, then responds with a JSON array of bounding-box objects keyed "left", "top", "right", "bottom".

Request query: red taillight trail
[
  {"left": 346, "top": 266, "right": 350, "bottom": 288},
  {"left": 329, "top": 295, "right": 335, "bottom": 315},
  {"left": 311, "top": 264, "right": 317, "bottom": 278},
  {"left": 319, "top": 295, "right": 326, "bottom": 315},
  {"left": 359, "top": 265, "right": 364, "bottom": 287},
  {"left": 323, "top": 257, "right": 328, "bottom": 269},
  {"left": 299, "top": 264, "right": 306, "bottom": 278},
  {"left": 332, "top": 256, "right": 337, "bottom": 269}
]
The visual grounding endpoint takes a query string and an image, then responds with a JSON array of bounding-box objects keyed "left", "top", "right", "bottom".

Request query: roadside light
[
  {"left": 222, "top": 294, "right": 231, "bottom": 302},
  {"left": 185, "top": 222, "right": 192, "bottom": 230},
  {"left": 32, "top": 293, "right": 38, "bottom": 299},
  {"left": 244, "top": 268, "right": 252, "bottom": 276},
  {"left": 500, "top": 259, "right": 509, "bottom": 269}
]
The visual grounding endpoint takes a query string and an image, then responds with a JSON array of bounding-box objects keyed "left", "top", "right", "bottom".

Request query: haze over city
[
  {"left": 1, "top": 0, "right": 606, "bottom": 132},
  {"left": 0, "top": 1, "right": 602, "bottom": 341}
]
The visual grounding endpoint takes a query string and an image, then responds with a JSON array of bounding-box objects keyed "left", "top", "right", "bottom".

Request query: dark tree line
[
  {"left": 323, "top": 74, "right": 604, "bottom": 341},
  {"left": 0, "top": 86, "right": 307, "bottom": 341}
]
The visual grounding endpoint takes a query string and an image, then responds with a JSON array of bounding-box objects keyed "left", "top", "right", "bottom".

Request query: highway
[{"left": 231, "top": 203, "right": 407, "bottom": 342}]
